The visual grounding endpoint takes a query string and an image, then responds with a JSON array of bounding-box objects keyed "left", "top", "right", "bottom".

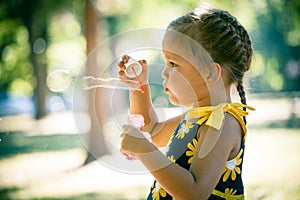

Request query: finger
[
  {"left": 122, "top": 124, "right": 136, "bottom": 134},
  {"left": 119, "top": 76, "right": 139, "bottom": 86},
  {"left": 118, "top": 61, "right": 126, "bottom": 71},
  {"left": 122, "top": 124, "right": 129, "bottom": 131},
  {"left": 118, "top": 70, "right": 125, "bottom": 77},
  {"left": 122, "top": 124, "right": 136, "bottom": 135},
  {"left": 120, "top": 138, "right": 130, "bottom": 153},
  {"left": 120, "top": 149, "right": 136, "bottom": 160},
  {"left": 139, "top": 59, "right": 148, "bottom": 71},
  {"left": 138, "top": 59, "right": 147, "bottom": 65},
  {"left": 120, "top": 148, "right": 129, "bottom": 156},
  {"left": 122, "top": 55, "right": 130, "bottom": 64},
  {"left": 124, "top": 126, "right": 147, "bottom": 139}
]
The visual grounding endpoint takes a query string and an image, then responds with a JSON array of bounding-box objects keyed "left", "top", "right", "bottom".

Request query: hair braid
[
  {"left": 217, "top": 10, "right": 252, "bottom": 125},
  {"left": 237, "top": 80, "right": 247, "bottom": 124}
]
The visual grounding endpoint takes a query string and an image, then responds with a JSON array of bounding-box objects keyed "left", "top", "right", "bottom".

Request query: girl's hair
[{"left": 167, "top": 8, "right": 253, "bottom": 124}]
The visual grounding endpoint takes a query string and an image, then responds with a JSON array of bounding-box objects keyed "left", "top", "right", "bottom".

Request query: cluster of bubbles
[{"left": 46, "top": 58, "right": 142, "bottom": 93}]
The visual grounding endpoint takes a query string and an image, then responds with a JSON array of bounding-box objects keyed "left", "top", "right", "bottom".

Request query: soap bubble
[
  {"left": 47, "top": 69, "right": 141, "bottom": 93},
  {"left": 47, "top": 69, "right": 72, "bottom": 92}
]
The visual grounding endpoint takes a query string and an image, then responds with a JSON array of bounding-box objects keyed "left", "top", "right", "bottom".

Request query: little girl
[{"left": 118, "top": 7, "right": 254, "bottom": 200}]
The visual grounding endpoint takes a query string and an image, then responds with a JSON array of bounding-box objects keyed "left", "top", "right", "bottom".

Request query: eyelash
[{"left": 169, "top": 62, "right": 178, "bottom": 67}]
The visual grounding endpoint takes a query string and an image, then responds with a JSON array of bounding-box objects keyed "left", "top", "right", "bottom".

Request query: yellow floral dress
[{"left": 147, "top": 103, "right": 254, "bottom": 200}]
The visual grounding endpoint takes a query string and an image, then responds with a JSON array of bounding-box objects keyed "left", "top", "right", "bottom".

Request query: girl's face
[{"left": 161, "top": 49, "right": 210, "bottom": 106}]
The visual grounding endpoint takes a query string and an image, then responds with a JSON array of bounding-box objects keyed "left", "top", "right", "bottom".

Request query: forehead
[
  {"left": 162, "top": 29, "right": 214, "bottom": 67},
  {"left": 162, "top": 49, "right": 182, "bottom": 60},
  {"left": 162, "top": 33, "right": 190, "bottom": 60}
]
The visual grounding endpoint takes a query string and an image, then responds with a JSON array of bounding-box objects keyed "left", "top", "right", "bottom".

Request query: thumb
[
  {"left": 122, "top": 124, "right": 145, "bottom": 139},
  {"left": 138, "top": 60, "right": 148, "bottom": 71}
]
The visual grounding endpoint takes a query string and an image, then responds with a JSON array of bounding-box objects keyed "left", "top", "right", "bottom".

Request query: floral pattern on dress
[
  {"left": 151, "top": 182, "right": 167, "bottom": 200},
  {"left": 167, "top": 155, "right": 176, "bottom": 163},
  {"left": 175, "top": 121, "right": 194, "bottom": 139},
  {"left": 224, "top": 188, "right": 238, "bottom": 196},
  {"left": 212, "top": 187, "right": 245, "bottom": 199},
  {"left": 147, "top": 103, "right": 252, "bottom": 199},
  {"left": 165, "top": 135, "right": 174, "bottom": 154},
  {"left": 222, "top": 149, "right": 243, "bottom": 182},
  {"left": 186, "top": 138, "right": 197, "bottom": 164}
]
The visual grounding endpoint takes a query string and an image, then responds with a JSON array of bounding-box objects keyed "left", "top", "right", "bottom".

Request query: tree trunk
[
  {"left": 23, "top": 1, "right": 48, "bottom": 119},
  {"left": 84, "top": 0, "right": 110, "bottom": 164}
]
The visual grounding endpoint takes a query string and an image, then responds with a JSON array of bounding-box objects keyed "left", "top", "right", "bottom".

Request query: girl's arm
[
  {"left": 119, "top": 58, "right": 183, "bottom": 147},
  {"left": 129, "top": 79, "right": 185, "bottom": 147},
  {"left": 121, "top": 114, "right": 242, "bottom": 200}
]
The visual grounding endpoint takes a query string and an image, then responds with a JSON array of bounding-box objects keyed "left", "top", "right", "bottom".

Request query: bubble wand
[
  {"left": 131, "top": 67, "right": 144, "bottom": 93},
  {"left": 124, "top": 114, "right": 145, "bottom": 160},
  {"left": 123, "top": 57, "right": 144, "bottom": 93}
]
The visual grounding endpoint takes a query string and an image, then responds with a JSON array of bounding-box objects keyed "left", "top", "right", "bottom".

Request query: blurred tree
[
  {"left": 0, "top": 1, "right": 34, "bottom": 96},
  {"left": 250, "top": 0, "right": 300, "bottom": 93},
  {"left": 83, "top": 0, "right": 110, "bottom": 164},
  {"left": 22, "top": 0, "right": 87, "bottom": 118},
  {"left": 21, "top": 0, "right": 50, "bottom": 118},
  {"left": 0, "top": 0, "right": 84, "bottom": 118},
  {"left": 1, "top": 0, "right": 299, "bottom": 116},
  {"left": 1, "top": 1, "right": 299, "bottom": 165}
]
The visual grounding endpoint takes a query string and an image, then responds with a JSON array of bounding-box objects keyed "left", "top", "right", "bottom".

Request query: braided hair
[{"left": 167, "top": 8, "right": 253, "bottom": 124}]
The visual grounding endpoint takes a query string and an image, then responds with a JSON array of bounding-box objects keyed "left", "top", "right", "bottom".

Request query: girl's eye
[{"left": 169, "top": 62, "right": 178, "bottom": 67}]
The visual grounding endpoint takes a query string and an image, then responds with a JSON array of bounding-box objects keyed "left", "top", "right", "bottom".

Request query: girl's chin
[
  {"left": 169, "top": 96, "right": 195, "bottom": 107},
  {"left": 167, "top": 93, "right": 186, "bottom": 106},
  {"left": 166, "top": 92, "right": 179, "bottom": 105},
  {"left": 165, "top": 88, "right": 193, "bottom": 106}
]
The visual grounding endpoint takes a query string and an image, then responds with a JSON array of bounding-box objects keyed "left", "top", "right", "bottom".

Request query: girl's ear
[{"left": 206, "top": 63, "right": 222, "bottom": 83}]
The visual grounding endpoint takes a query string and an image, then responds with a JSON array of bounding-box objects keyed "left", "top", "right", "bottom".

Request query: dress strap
[{"left": 186, "top": 103, "right": 255, "bottom": 135}]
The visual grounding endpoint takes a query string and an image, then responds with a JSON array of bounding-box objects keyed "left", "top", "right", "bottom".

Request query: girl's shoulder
[
  {"left": 192, "top": 112, "right": 244, "bottom": 160},
  {"left": 185, "top": 103, "right": 254, "bottom": 159},
  {"left": 185, "top": 103, "right": 255, "bottom": 136}
]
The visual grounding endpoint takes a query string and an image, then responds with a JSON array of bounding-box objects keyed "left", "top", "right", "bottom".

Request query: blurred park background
[{"left": 0, "top": 0, "right": 300, "bottom": 199}]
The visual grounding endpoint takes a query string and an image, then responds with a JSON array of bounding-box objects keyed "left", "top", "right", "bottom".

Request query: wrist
[{"left": 130, "top": 83, "right": 149, "bottom": 95}]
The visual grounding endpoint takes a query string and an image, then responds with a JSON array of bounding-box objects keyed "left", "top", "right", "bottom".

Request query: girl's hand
[
  {"left": 120, "top": 125, "right": 156, "bottom": 157},
  {"left": 117, "top": 55, "right": 149, "bottom": 90}
]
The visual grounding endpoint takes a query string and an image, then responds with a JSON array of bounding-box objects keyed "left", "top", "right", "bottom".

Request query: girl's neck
[
  {"left": 192, "top": 99, "right": 232, "bottom": 108},
  {"left": 192, "top": 88, "right": 232, "bottom": 108}
]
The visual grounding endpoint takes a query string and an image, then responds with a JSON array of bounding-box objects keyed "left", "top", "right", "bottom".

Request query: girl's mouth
[
  {"left": 163, "top": 82, "right": 169, "bottom": 93},
  {"left": 164, "top": 86, "right": 171, "bottom": 95}
]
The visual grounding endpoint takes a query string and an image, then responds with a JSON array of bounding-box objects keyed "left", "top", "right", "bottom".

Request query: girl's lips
[
  {"left": 164, "top": 87, "right": 169, "bottom": 93},
  {"left": 162, "top": 83, "right": 168, "bottom": 93},
  {"left": 163, "top": 81, "right": 169, "bottom": 93}
]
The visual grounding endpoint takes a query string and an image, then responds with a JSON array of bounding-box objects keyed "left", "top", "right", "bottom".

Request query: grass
[
  {"left": 246, "top": 185, "right": 300, "bottom": 200},
  {"left": 0, "top": 188, "right": 19, "bottom": 200},
  {"left": 1, "top": 128, "right": 300, "bottom": 199},
  {"left": 0, "top": 131, "right": 85, "bottom": 159},
  {"left": 0, "top": 188, "right": 145, "bottom": 200},
  {"left": 0, "top": 131, "right": 152, "bottom": 199}
]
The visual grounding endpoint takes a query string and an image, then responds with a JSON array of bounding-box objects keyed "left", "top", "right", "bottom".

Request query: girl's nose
[{"left": 161, "top": 66, "right": 169, "bottom": 79}]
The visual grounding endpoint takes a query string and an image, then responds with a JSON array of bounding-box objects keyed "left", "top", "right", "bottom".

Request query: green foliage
[
  {"left": 102, "top": 0, "right": 300, "bottom": 94},
  {"left": 0, "top": 0, "right": 299, "bottom": 98},
  {"left": 0, "top": 17, "right": 34, "bottom": 95},
  {"left": 0, "top": 0, "right": 85, "bottom": 96},
  {"left": 251, "top": 0, "right": 300, "bottom": 92}
]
